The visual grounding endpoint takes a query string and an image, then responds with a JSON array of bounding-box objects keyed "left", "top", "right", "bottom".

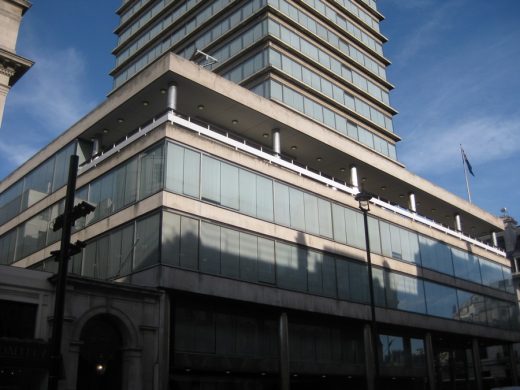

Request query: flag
[{"left": 461, "top": 148, "right": 474, "bottom": 176}]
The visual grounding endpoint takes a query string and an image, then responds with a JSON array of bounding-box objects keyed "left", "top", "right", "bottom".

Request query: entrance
[
  {"left": 435, "top": 346, "right": 476, "bottom": 390},
  {"left": 76, "top": 314, "right": 122, "bottom": 390}
]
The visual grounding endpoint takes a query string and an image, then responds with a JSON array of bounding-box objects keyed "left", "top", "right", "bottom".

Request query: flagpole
[{"left": 460, "top": 144, "right": 472, "bottom": 203}]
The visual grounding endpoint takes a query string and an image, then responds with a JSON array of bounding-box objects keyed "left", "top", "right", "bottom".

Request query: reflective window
[{"left": 424, "top": 281, "right": 458, "bottom": 319}]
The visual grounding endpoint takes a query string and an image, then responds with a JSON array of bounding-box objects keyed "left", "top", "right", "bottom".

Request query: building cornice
[{"left": 0, "top": 47, "right": 33, "bottom": 86}]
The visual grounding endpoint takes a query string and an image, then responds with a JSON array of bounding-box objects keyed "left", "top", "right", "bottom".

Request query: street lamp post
[{"left": 355, "top": 191, "right": 379, "bottom": 389}]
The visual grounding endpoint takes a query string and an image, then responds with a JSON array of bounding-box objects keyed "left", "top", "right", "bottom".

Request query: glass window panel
[
  {"left": 257, "top": 237, "right": 275, "bottom": 283},
  {"left": 19, "top": 211, "right": 49, "bottom": 259},
  {"left": 52, "top": 143, "right": 75, "bottom": 192},
  {"left": 479, "top": 258, "right": 505, "bottom": 290},
  {"left": 113, "top": 165, "right": 126, "bottom": 211},
  {"left": 83, "top": 241, "right": 97, "bottom": 278},
  {"left": 358, "top": 127, "right": 374, "bottom": 148},
  {"left": 22, "top": 158, "right": 54, "bottom": 209},
  {"left": 183, "top": 148, "right": 200, "bottom": 197},
  {"left": 274, "top": 182, "right": 291, "bottom": 226},
  {"left": 134, "top": 213, "right": 160, "bottom": 270},
  {"left": 424, "top": 281, "right": 458, "bottom": 319},
  {"left": 452, "top": 248, "right": 482, "bottom": 284},
  {"left": 117, "top": 223, "right": 135, "bottom": 276},
  {"left": 386, "top": 271, "right": 426, "bottom": 314},
  {"left": 0, "top": 181, "right": 23, "bottom": 224},
  {"left": 456, "top": 290, "right": 487, "bottom": 325},
  {"left": 379, "top": 221, "right": 392, "bottom": 258},
  {"left": 201, "top": 156, "right": 221, "bottom": 203},
  {"left": 399, "top": 228, "right": 412, "bottom": 262},
  {"left": 317, "top": 198, "right": 332, "bottom": 238},
  {"left": 322, "top": 254, "right": 337, "bottom": 297},
  {"left": 0, "top": 229, "right": 17, "bottom": 265},
  {"left": 303, "top": 193, "right": 319, "bottom": 235},
  {"left": 308, "top": 250, "right": 324, "bottom": 295},
  {"left": 418, "top": 235, "right": 454, "bottom": 275},
  {"left": 271, "top": 80, "right": 282, "bottom": 100},
  {"left": 239, "top": 169, "right": 257, "bottom": 216},
  {"left": 221, "top": 227, "right": 240, "bottom": 278},
  {"left": 332, "top": 203, "right": 347, "bottom": 243},
  {"left": 389, "top": 224, "right": 402, "bottom": 260},
  {"left": 108, "top": 228, "right": 123, "bottom": 278},
  {"left": 97, "top": 173, "right": 115, "bottom": 220},
  {"left": 408, "top": 231, "right": 421, "bottom": 264},
  {"left": 411, "top": 338, "right": 426, "bottom": 368},
  {"left": 367, "top": 216, "right": 381, "bottom": 254},
  {"left": 336, "top": 258, "right": 350, "bottom": 300},
  {"left": 347, "top": 121, "right": 358, "bottom": 139},
  {"left": 276, "top": 241, "right": 306, "bottom": 292},
  {"left": 485, "top": 296, "right": 511, "bottom": 329},
  {"left": 180, "top": 216, "right": 199, "bottom": 270},
  {"left": 96, "top": 235, "right": 110, "bottom": 279},
  {"left": 220, "top": 162, "right": 239, "bottom": 209},
  {"left": 166, "top": 143, "right": 184, "bottom": 193},
  {"left": 200, "top": 222, "right": 221, "bottom": 274},
  {"left": 345, "top": 208, "right": 365, "bottom": 249},
  {"left": 124, "top": 157, "right": 138, "bottom": 205},
  {"left": 349, "top": 261, "right": 369, "bottom": 303},
  {"left": 289, "top": 188, "right": 305, "bottom": 231},
  {"left": 239, "top": 232, "right": 257, "bottom": 282},
  {"left": 139, "top": 144, "right": 164, "bottom": 199},
  {"left": 70, "top": 251, "right": 82, "bottom": 275},
  {"left": 502, "top": 266, "right": 515, "bottom": 294},
  {"left": 380, "top": 335, "right": 405, "bottom": 367},
  {"left": 256, "top": 176, "right": 274, "bottom": 221}
]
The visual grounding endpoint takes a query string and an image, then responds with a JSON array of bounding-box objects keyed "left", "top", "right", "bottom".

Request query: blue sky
[
  {"left": 1, "top": 0, "right": 519, "bottom": 221},
  {"left": 379, "top": 0, "right": 520, "bottom": 220}
]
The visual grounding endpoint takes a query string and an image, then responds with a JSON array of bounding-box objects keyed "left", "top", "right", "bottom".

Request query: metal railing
[{"left": 79, "top": 108, "right": 506, "bottom": 257}]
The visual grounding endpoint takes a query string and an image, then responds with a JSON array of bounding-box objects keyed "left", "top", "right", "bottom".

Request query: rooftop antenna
[{"left": 190, "top": 49, "right": 218, "bottom": 68}]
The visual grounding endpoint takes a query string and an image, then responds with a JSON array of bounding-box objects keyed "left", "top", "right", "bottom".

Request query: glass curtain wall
[
  {"left": 160, "top": 210, "right": 519, "bottom": 331},
  {"left": 2, "top": 140, "right": 513, "bottom": 299},
  {"left": 0, "top": 142, "right": 76, "bottom": 225},
  {"left": 30, "top": 206, "right": 519, "bottom": 331}
]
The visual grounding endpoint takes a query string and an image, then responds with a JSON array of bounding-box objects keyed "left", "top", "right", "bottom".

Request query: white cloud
[
  {"left": 7, "top": 46, "right": 96, "bottom": 132},
  {"left": 400, "top": 115, "right": 520, "bottom": 175},
  {"left": 0, "top": 42, "right": 98, "bottom": 178},
  {"left": 387, "top": 0, "right": 467, "bottom": 66},
  {"left": 0, "top": 140, "right": 37, "bottom": 167}
]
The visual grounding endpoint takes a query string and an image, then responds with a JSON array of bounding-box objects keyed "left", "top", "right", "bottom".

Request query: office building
[{"left": 0, "top": 1, "right": 518, "bottom": 389}]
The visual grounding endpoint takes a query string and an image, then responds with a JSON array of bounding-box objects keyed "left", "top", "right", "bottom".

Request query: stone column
[
  {"left": 272, "top": 128, "right": 281, "bottom": 157},
  {"left": 363, "top": 323, "right": 376, "bottom": 390},
  {"left": 491, "top": 231, "right": 498, "bottom": 247},
  {"left": 167, "top": 82, "right": 177, "bottom": 112},
  {"left": 122, "top": 348, "right": 143, "bottom": 390},
  {"left": 424, "top": 332, "right": 436, "bottom": 390},
  {"left": 408, "top": 192, "right": 417, "bottom": 213},
  {"left": 65, "top": 340, "right": 82, "bottom": 390},
  {"left": 350, "top": 165, "right": 359, "bottom": 190},
  {"left": 279, "top": 312, "right": 290, "bottom": 390},
  {"left": 507, "top": 343, "right": 519, "bottom": 385},
  {"left": 455, "top": 213, "right": 462, "bottom": 232},
  {"left": 471, "top": 339, "right": 483, "bottom": 390}
]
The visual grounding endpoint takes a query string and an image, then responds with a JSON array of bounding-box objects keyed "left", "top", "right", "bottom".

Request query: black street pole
[
  {"left": 361, "top": 208, "right": 379, "bottom": 385},
  {"left": 48, "top": 154, "right": 79, "bottom": 390},
  {"left": 356, "top": 190, "right": 379, "bottom": 390}
]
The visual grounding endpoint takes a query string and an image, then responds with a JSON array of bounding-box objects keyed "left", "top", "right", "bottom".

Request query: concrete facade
[
  {"left": 0, "top": 265, "right": 166, "bottom": 389},
  {"left": 0, "top": 1, "right": 518, "bottom": 390}
]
